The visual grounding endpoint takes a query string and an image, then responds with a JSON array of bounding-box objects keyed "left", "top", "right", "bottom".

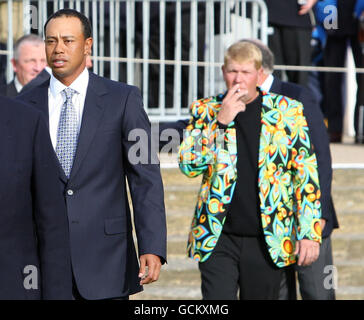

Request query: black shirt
[{"left": 222, "top": 91, "right": 263, "bottom": 237}]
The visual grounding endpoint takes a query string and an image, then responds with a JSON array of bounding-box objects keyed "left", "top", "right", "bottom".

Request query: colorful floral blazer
[{"left": 178, "top": 90, "right": 322, "bottom": 268}]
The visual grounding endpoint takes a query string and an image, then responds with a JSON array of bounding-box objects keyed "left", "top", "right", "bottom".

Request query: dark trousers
[
  {"left": 322, "top": 35, "right": 363, "bottom": 136},
  {"left": 280, "top": 236, "right": 336, "bottom": 300},
  {"left": 296, "top": 236, "right": 336, "bottom": 300},
  {"left": 268, "top": 25, "right": 312, "bottom": 86},
  {"left": 198, "top": 232, "right": 285, "bottom": 300}
]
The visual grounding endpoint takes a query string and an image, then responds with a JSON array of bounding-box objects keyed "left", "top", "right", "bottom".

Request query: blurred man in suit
[
  {"left": 0, "top": 34, "right": 46, "bottom": 97},
  {"left": 246, "top": 39, "right": 338, "bottom": 300},
  {"left": 321, "top": 0, "right": 364, "bottom": 143},
  {"left": 264, "top": 0, "right": 317, "bottom": 86},
  {"left": 19, "top": 9, "right": 166, "bottom": 300},
  {"left": 0, "top": 96, "right": 72, "bottom": 299}
]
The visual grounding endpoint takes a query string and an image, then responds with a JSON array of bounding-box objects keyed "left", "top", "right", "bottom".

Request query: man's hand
[
  {"left": 138, "top": 254, "right": 162, "bottom": 285},
  {"left": 294, "top": 239, "right": 320, "bottom": 266},
  {"left": 298, "top": 0, "right": 318, "bottom": 15},
  {"left": 217, "top": 84, "right": 247, "bottom": 125}
]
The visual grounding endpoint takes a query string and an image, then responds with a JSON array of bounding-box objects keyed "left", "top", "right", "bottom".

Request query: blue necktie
[{"left": 56, "top": 87, "right": 78, "bottom": 178}]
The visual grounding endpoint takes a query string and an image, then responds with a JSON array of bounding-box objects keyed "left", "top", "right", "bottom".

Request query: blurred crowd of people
[{"left": 265, "top": 0, "right": 364, "bottom": 144}]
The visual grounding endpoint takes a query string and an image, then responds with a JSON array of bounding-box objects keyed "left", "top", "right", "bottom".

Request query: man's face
[
  {"left": 11, "top": 42, "right": 46, "bottom": 86},
  {"left": 45, "top": 16, "right": 92, "bottom": 86},
  {"left": 222, "top": 60, "right": 263, "bottom": 103}
]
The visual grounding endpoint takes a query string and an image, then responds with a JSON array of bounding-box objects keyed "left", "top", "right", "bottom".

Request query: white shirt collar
[
  {"left": 49, "top": 67, "right": 89, "bottom": 98},
  {"left": 14, "top": 76, "right": 23, "bottom": 93},
  {"left": 260, "top": 74, "right": 274, "bottom": 92},
  {"left": 44, "top": 66, "right": 52, "bottom": 75}
]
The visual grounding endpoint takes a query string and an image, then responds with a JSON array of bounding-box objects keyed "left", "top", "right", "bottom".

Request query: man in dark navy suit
[
  {"left": 19, "top": 9, "right": 166, "bottom": 300},
  {"left": 0, "top": 96, "right": 72, "bottom": 299},
  {"left": 246, "top": 39, "right": 339, "bottom": 300}
]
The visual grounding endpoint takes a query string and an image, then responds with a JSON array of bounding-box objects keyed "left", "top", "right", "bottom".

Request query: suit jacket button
[{"left": 67, "top": 189, "right": 74, "bottom": 196}]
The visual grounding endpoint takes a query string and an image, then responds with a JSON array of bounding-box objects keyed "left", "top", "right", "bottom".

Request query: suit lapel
[
  {"left": 259, "top": 91, "right": 275, "bottom": 168},
  {"left": 213, "top": 93, "right": 238, "bottom": 174},
  {"left": 27, "top": 80, "right": 50, "bottom": 128},
  {"left": 69, "top": 72, "right": 107, "bottom": 181},
  {"left": 0, "top": 109, "right": 13, "bottom": 168},
  {"left": 26, "top": 80, "right": 68, "bottom": 183},
  {"left": 7, "top": 81, "right": 18, "bottom": 98}
]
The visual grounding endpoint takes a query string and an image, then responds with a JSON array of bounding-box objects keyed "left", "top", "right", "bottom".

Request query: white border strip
[
  {"left": 160, "top": 162, "right": 179, "bottom": 169},
  {"left": 333, "top": 163, "right": 364, "bottom": 169}
]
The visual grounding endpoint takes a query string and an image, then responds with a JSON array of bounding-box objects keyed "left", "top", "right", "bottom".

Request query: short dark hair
[{"left": 44, "top": 9, "right": 92, "bottom": 39}]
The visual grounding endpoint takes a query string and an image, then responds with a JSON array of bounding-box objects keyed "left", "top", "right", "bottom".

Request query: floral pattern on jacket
[{"left": 178, "top": 90, "right": 322, "bottom": 268}]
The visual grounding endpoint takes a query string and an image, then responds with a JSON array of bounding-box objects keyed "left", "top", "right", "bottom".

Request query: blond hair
[{"left": 224, "top": 41, "right": 262, "bottom": 70}]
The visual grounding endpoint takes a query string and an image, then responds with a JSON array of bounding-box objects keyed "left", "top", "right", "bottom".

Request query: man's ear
[
  {"left": 221, "top": 65, "right": 226, "bottom": 80},
  {"left": 11, "top": 58, "right": 17, "bottom": 72},
  {"left": 84, "top": 37, "right": 93, "bottom": 56},
  {"left": 257, "top": 67, "right": 264, "bottom": 85}
]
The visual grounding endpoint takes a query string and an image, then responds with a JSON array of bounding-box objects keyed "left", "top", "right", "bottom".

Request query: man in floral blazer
[{"left": 178, "top": 41, "right": 322, "bottom": 300}]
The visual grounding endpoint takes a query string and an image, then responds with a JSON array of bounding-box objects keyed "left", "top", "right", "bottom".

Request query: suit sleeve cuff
[{"left": 217, "top": 121, "right": 228, "bottom": 130}]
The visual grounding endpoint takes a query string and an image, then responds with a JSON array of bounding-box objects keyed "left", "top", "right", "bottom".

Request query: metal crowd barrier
[{"left": 0, "top": 0, "right": 268, "bottom": 120}]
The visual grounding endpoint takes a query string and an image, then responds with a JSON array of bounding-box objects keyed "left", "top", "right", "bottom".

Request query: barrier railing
[
  {"left": 0, "top": 0, "right": 362, "bottom": 137},
  {"left": 0, "top": 0, "right": 269, "bottom": 120}
]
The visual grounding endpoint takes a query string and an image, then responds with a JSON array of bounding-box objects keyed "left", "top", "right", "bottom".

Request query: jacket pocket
[{"left": 104, "top": 216, "right": 127, "bottom": 235}]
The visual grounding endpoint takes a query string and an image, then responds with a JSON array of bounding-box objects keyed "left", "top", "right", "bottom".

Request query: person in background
[
  {"left": 0, "top": 34, "right": 46, "bottom": 97},
  {"left": 355, "top": 0, "right": 364, "bottom": 143},
  {"left": 321, "top": 0, "right": 364, "bottom": 143},
  {"left": 264, "top": 0, "right": 318, "bottom": 86}
]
